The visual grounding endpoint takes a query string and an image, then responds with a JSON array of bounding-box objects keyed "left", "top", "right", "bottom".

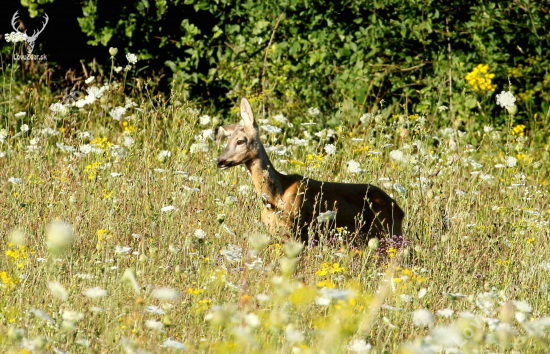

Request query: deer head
[
  {"left": 11, "top": 11, "right": 49, "bottom": 54},
  {"left": 216, "top": 98, "right": 260, "bottom": 169}
]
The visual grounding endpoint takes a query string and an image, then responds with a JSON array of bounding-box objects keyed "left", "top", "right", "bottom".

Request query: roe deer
[{"left": 216, "top": 98, "right": 404, "bottom": 244}]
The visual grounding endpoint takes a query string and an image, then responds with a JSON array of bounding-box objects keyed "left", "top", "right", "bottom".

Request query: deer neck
[{"left": 245, "top": 142, "right": 283, "bottom": 206}]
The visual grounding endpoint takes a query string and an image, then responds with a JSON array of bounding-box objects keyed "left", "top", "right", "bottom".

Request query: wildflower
[
  {"left": 47, "top": 281, "right": 68, "bottom": 300},
  {"left": 465, "top": 64, "right": 496, "bottom": 92},
  {"left": 145, "top": 320, "right": 164, "bottom": 331},
  {"left": 308, "top": 107, "right": 320, "bottom": 115},
  {"left": 109, "top": 47, "right": 118, "bottom": 56},
  {"left": 5, "top": 32, "right": 27, "bottom": 43},
  {"left": 114, "top": 66, "right": 123, "bottom": 73},
  {"left": 496, "top": 91, "right": 516, "bottom": 109},
  {"left": 190, "top": 142, "right": 209, "bottom": 153},
  {"left": 513, "top": 300, "right": 532, "bottom": 313},
  {"left": 324, "top": 144, "right": 336, "bottom": 155},
  {"left": 194, "top": 229, "right": 206, "bottom": 239},
  {"left": 360, "top": 113, "right": 372, "bottom": 123},
  {"left": 273, "top": 114, "right": 288, "bottom": 124},
  {"left": 62, "top": 310, "right": 84, "bottom": 322},
  {"left": 437, "top": 308, "right": 454, "bottom": 318},
  {"left": 285, "top": 325, "right": 304, "bottom": 343},
  {"left": 109, "top": 106, "right": 127, "bottom": 121},
  {"left": 347, "top": 160, "right": 364, "bottom": 174},
  {"left": 438, "top": 105, "right": 448, "bottom": 112},
  {"left": 348, "top": 339, "right": 372, "bottom": 354},
  {"left": 505, "top": 156, "right": 517, "bottom": 167},
  {"left": 418, "top": 288, "right": 427, "bottom": 298},
  {"left": 20, "top": 124, "right": 29, "bottom": 132},
  {"left": 245, "top": 313, "right": 261, "bottom": 327},
  {"left": 157, "top": 150, "right": 171, "bottom": 163},
  {"left": 151, "top": 287, "right": 181, "bottom": 301},
  {"left": 30, "top": 309, "right": 55, "bottom": 323},
  {"left": 114, "top": 246, "right": 132, "bottom": 255},
  {"left": 50, "top": 102, "right": 69, "bottom": 116},
  {"left": 161, "top": 205, "right": 176, "bottom": 212},
  {"left": 145, "top": 305, "right": 165, "bottom": 314},
  {"left": 368, "top": 238, "right": 379, "bottom": 250},
  {"left": 85, "top": 76, "right": 95, "bottom": 84},
  {"left": 8, "top": 177, "right": 23, "bottom": 184},
  {"left": 317, "top": 210, "right": 336, "bottom": 222},
  {"left": 199, "top": 115, "right": 211, "bottom": 125},
  {"left": 161, "top": 338, "right": 186, "bottom": 350},
  {"left": 315, "top": 296, "right": 331, "bottom": 306},
  {"left": 221, "top": 244, "right": 243, "bottom": 263},
  {"left": 412, "top": 309, "right": 434, "bottom": 327},
  {"left": 14, "top": 112, "right": 26, "bottom": 117},
  {"left": 126, "top": 53, "right": 138, "bottom": 65},
  {"left": 46, "top": 220, "right": 73, "bottom": 253},
  {"left": 122, "top": 136, "right": 134, "bottom": 148},
  {"left": 389, "top": 150, "right": 407, "bottom": 163},
  {"left": 83, "top": 287, "right": 107, "bottom": 299},
  {"left": 261, "top": 125, "right": 282, "bottom": 134}
]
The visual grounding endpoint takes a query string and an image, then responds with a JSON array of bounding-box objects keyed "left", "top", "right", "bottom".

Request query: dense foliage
[{"left": 3, "top": 1, "right": 550, "bottom": 124}]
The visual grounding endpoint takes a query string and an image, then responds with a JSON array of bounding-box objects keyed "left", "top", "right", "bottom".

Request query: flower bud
[
  {"left": 368, "top": 238, "right": 379, "bottom": 250},
  {"left": 109, "top": 47, "right": 118, "bottom": 56}
]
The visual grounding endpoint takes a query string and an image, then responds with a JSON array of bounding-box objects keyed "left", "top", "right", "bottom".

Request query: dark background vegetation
[{"left": 1, "top": 0, "right": 550, "bottom": 129}]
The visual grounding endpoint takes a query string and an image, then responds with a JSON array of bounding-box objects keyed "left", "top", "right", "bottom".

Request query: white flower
[
  {"left": 161, "top": 205, "right": 176, "bottom": 212},
  {"left": 194, "top": 229, "right": 206, "bottom": 239},
  {"left": 360, "top": 113, "right": 372, "bottom": 123},
  {"left": 85, "top": 76, "right": 95, "bottom": 84},
  {"left": 114, "top": 66, "right": 123, "bottom": 73},
  {"left": 114, "top": 246, "right": 132, "bottom": 255},
  {"left": 87, "top": 85, "right": 108, "bottom": 98},
  {"left": 348, "top": 339, "right": 372, "bottom": 354},
  {"left": 412, "top": 309, "right": 434, "bottom": 327},
  {"left": 273, "top": 114, "right": 288, "bottom": 124},
  {"left": 79, "top": 145, "right": 92, "bottom": 154},
  {"left": 315, "top": 296, "right": 331, "bottom": 306},
  {"left": 122, "top": 136, "right": 134, "bottom": 148},
  {"left": 199, "top": 115, "right": 211, "bottom": 125},
  {"left": 31, "top": 308, "right": 55, "bottom": 323},
  {"left": 261, "top": 125, "right": 282, "bottom": 134},
  {"left": 62, "top": 310, "right": 84, "bottom": 322},
  {"left": 126, "top": 53, "right": 138, "bottom": 65},
  {"left": 5, "top": 32, "right": 27, "bottom": 43},
  {"left": 111, "top": 172, "right": 124, "bottom": 177},
  {"left": 83, "top": 287, "right": 107, "bottom": 299},
  {"left": 47, "top": 281, "right": 68, "bottom": 300},
  {"left": 46, "top": 220, "right": 74, "bottom": 252},
  {"left": 152, "top": 287, "right": 181, "bottom": 301},
  {"left": 14, "top": 112, "right": 26, "bottom": 117},
  {"left": 245, "top": 313, "right": 260, "bottom": 328},
  {"left": 161, "top": 339, "right": 186, "bottom": 350},
  {"left": 347, "top": 160, "right": 363, "bottom": 174},
  {"left": 50, "top": 103, "right": 69, "bottom": 116},
  {"left": 513, "top": 300, "right": 532, "bottom": 313},
  {"left": 438, "top": 105, "right": 448, "bottom": 112},
  {"left": 157, "top": 150, "right": 171, "bottom": 163},
  {"left": 418, "top": 288, "right": 427, "bottom": 298},
  {"left": 324, "top": 144, "right": 336, "bottom": 155},
  {"left": 285, "top": 325, "right": 304, "bottom": 343},
  {"left": 8, "top": 177, "right": 22, "bottom": 184},
  {"left": 195, "top": 129, "right": 214, "bottom": 141},
  {"left": 145, "top": 305, "right": 165, "bottom": 314},
  {"left": 308, "top": 107, "right": 320, "bottom": 115},
  {"left": 222, "top": 244, "right": 243, "bottom": 263},
  {"left": 109, "top": 106, "right": 127, "bottom": 121},
  {"left": 496, "top": 91, "right": 516, "bottom": 109},
  {"left": 437, "top": 308, "right": 454, "bottom": 318},
  {"left": 389, "top": 150, "right": 407, "bottom": 163},
  {"left": 317, "top": 210, "right": 336, "bottom": 222},
  {"left": 505, "top": 156, "right": 517, "bottom": 167},
  {"left": 20, "top": 124, "right": 29, "bottom": 132},
  {"left": 288, "top": 138, "right": 308, "bottom": 145},
  {"left": 145, "top": 320, "right": 164, "bottom": 331},
  {"left": 190, "top": 142, "right": 209, "bottom": 153},
  {"left": 483, "top": 126, "right": 494, "bottom": 133}
]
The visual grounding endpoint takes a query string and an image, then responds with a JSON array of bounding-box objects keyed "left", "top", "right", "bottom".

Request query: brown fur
[{"left": 216, "top": 98, "right": 404, "bottom": 244}]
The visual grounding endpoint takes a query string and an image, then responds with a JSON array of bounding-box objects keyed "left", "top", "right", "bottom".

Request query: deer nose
[{"left": 216, "top": 158, "right": 224, "bottom": 168}]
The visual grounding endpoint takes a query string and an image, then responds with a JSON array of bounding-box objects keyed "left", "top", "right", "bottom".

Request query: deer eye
[{"left": 236, "top": 140, "right": 245, "bottom": 146}]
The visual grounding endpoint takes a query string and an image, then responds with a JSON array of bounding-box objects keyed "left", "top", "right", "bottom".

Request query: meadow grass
[{"left": 1, "top": 54, "right": 550, "bottom": 354}]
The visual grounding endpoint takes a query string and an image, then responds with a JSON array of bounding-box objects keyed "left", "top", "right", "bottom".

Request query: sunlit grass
[{"left": 0, "top": 50, "right": 550, "bottom": 353}]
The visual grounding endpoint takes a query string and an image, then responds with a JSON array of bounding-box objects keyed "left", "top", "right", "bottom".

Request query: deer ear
[
  {"left": 217, "top": 124, "right": 239, "bottom": 142},
  {"left": 240, "top": 98, "right": 257, "bottom": 129}
]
